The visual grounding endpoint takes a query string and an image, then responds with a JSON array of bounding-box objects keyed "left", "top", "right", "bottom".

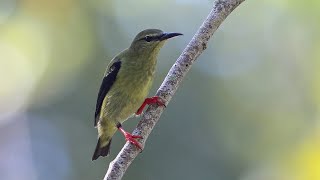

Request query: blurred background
[{"left": 1, "top": 0, "right": 320, "bottom": 179}]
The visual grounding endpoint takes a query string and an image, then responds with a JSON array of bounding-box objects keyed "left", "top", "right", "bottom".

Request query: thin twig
[{"left": 104, "top": 0, "right": 246, "bottom": 179}]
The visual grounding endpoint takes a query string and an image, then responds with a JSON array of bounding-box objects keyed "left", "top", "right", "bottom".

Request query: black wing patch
[{"left": 94, "top": 61, "right": 121, "bottom": 127}]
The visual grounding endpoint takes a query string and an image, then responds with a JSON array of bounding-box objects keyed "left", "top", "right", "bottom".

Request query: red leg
[
  {"left": 118, "top": 126, "right": 143, "bottom": 149},
  {"left": 136, "top": 96, "right": 166, "bottom": 115}
]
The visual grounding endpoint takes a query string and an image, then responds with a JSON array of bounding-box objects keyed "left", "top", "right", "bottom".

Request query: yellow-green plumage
[{"left": 92, "top": 29, "right": 182, "bottom": 160}]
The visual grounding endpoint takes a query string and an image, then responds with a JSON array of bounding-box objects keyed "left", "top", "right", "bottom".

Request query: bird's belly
[{"left": 103, "top": 75, "right": 152, "bottom": 123}]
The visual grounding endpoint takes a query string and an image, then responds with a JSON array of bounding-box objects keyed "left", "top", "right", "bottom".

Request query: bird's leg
[
  {"left": 136, "top": 96, "right": 166, "bottom": 115},
  {"left": 117, "top": 123, "right": 143, "bottom": 149}
]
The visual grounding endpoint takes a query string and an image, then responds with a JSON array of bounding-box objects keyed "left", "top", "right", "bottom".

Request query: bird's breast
[{"left": 104, "top": 59, "right": 156, "bottom": 122}]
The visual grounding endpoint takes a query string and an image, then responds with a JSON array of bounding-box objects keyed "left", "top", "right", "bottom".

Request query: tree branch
[{"left": 104, "top": 0, "right": 246, "bottom": 179}]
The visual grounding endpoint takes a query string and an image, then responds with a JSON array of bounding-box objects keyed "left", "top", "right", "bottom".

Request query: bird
[{"left": 92, "top": 29, "right": 182, "bottom": 160}]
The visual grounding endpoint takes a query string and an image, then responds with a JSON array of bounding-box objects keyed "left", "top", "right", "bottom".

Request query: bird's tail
[{"left": 92, "top": 137, "right": 112, "bottom": 161}]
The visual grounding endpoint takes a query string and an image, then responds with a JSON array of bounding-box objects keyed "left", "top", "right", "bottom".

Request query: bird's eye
[{"left": 144, "top": 35, "right": 152, "bottom": 42}]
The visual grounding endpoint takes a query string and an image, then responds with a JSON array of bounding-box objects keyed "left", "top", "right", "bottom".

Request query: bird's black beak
[{"left": 159, "top": 32, "right": 183, "bottom": 41}]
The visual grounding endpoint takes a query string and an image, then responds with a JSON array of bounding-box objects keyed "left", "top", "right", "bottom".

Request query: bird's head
[{"left": 129, "top": 29, "right": 182, "bottom": 55}]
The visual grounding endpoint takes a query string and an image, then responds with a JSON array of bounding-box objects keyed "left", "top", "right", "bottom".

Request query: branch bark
[{"left": 104, "top": 0, "right": 245, "bottom": 179}]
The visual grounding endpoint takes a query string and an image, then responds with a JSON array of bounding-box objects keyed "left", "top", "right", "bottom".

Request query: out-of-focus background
[{"left": 1, "top": 0, "right": 320, "bottom": 179}]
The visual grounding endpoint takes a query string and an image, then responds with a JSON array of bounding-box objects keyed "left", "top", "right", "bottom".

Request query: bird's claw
[
  {"left": 136, "top": 96, "right": 166, "bottom": 115},
  {"left": 153, "top": 96, "right": 166, "bottom": 107},
  {"left": 124, "top": 133, "right": 143, "bottom": 150},
  {"left": 118, "top": 127, "right": 143, "bottom": 149}
]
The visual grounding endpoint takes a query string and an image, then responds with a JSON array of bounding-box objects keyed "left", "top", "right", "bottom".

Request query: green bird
[{"left": 92, "top": 29, "right": 182, "bottom": 160}]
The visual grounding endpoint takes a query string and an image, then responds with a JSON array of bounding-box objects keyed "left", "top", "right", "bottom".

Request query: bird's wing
[{"left": 94, "top": 60, "right": 121, "bottom": 127}]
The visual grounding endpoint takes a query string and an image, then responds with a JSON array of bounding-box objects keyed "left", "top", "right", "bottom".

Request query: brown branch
[{"left": 104, "top": 0, "right": 246, "bottom": 179}]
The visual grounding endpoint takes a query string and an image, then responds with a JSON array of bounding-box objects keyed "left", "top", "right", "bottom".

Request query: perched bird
[{"left": 92, "top": 29, "right": 182, "bottom": 160}]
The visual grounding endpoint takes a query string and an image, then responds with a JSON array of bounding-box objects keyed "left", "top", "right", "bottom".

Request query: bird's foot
[
  {"left": 136, "top": 96, "right": 166, "bottom": 115},
  {"left": 118, "top": 127, "right": 143, "bottom": 149}
]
